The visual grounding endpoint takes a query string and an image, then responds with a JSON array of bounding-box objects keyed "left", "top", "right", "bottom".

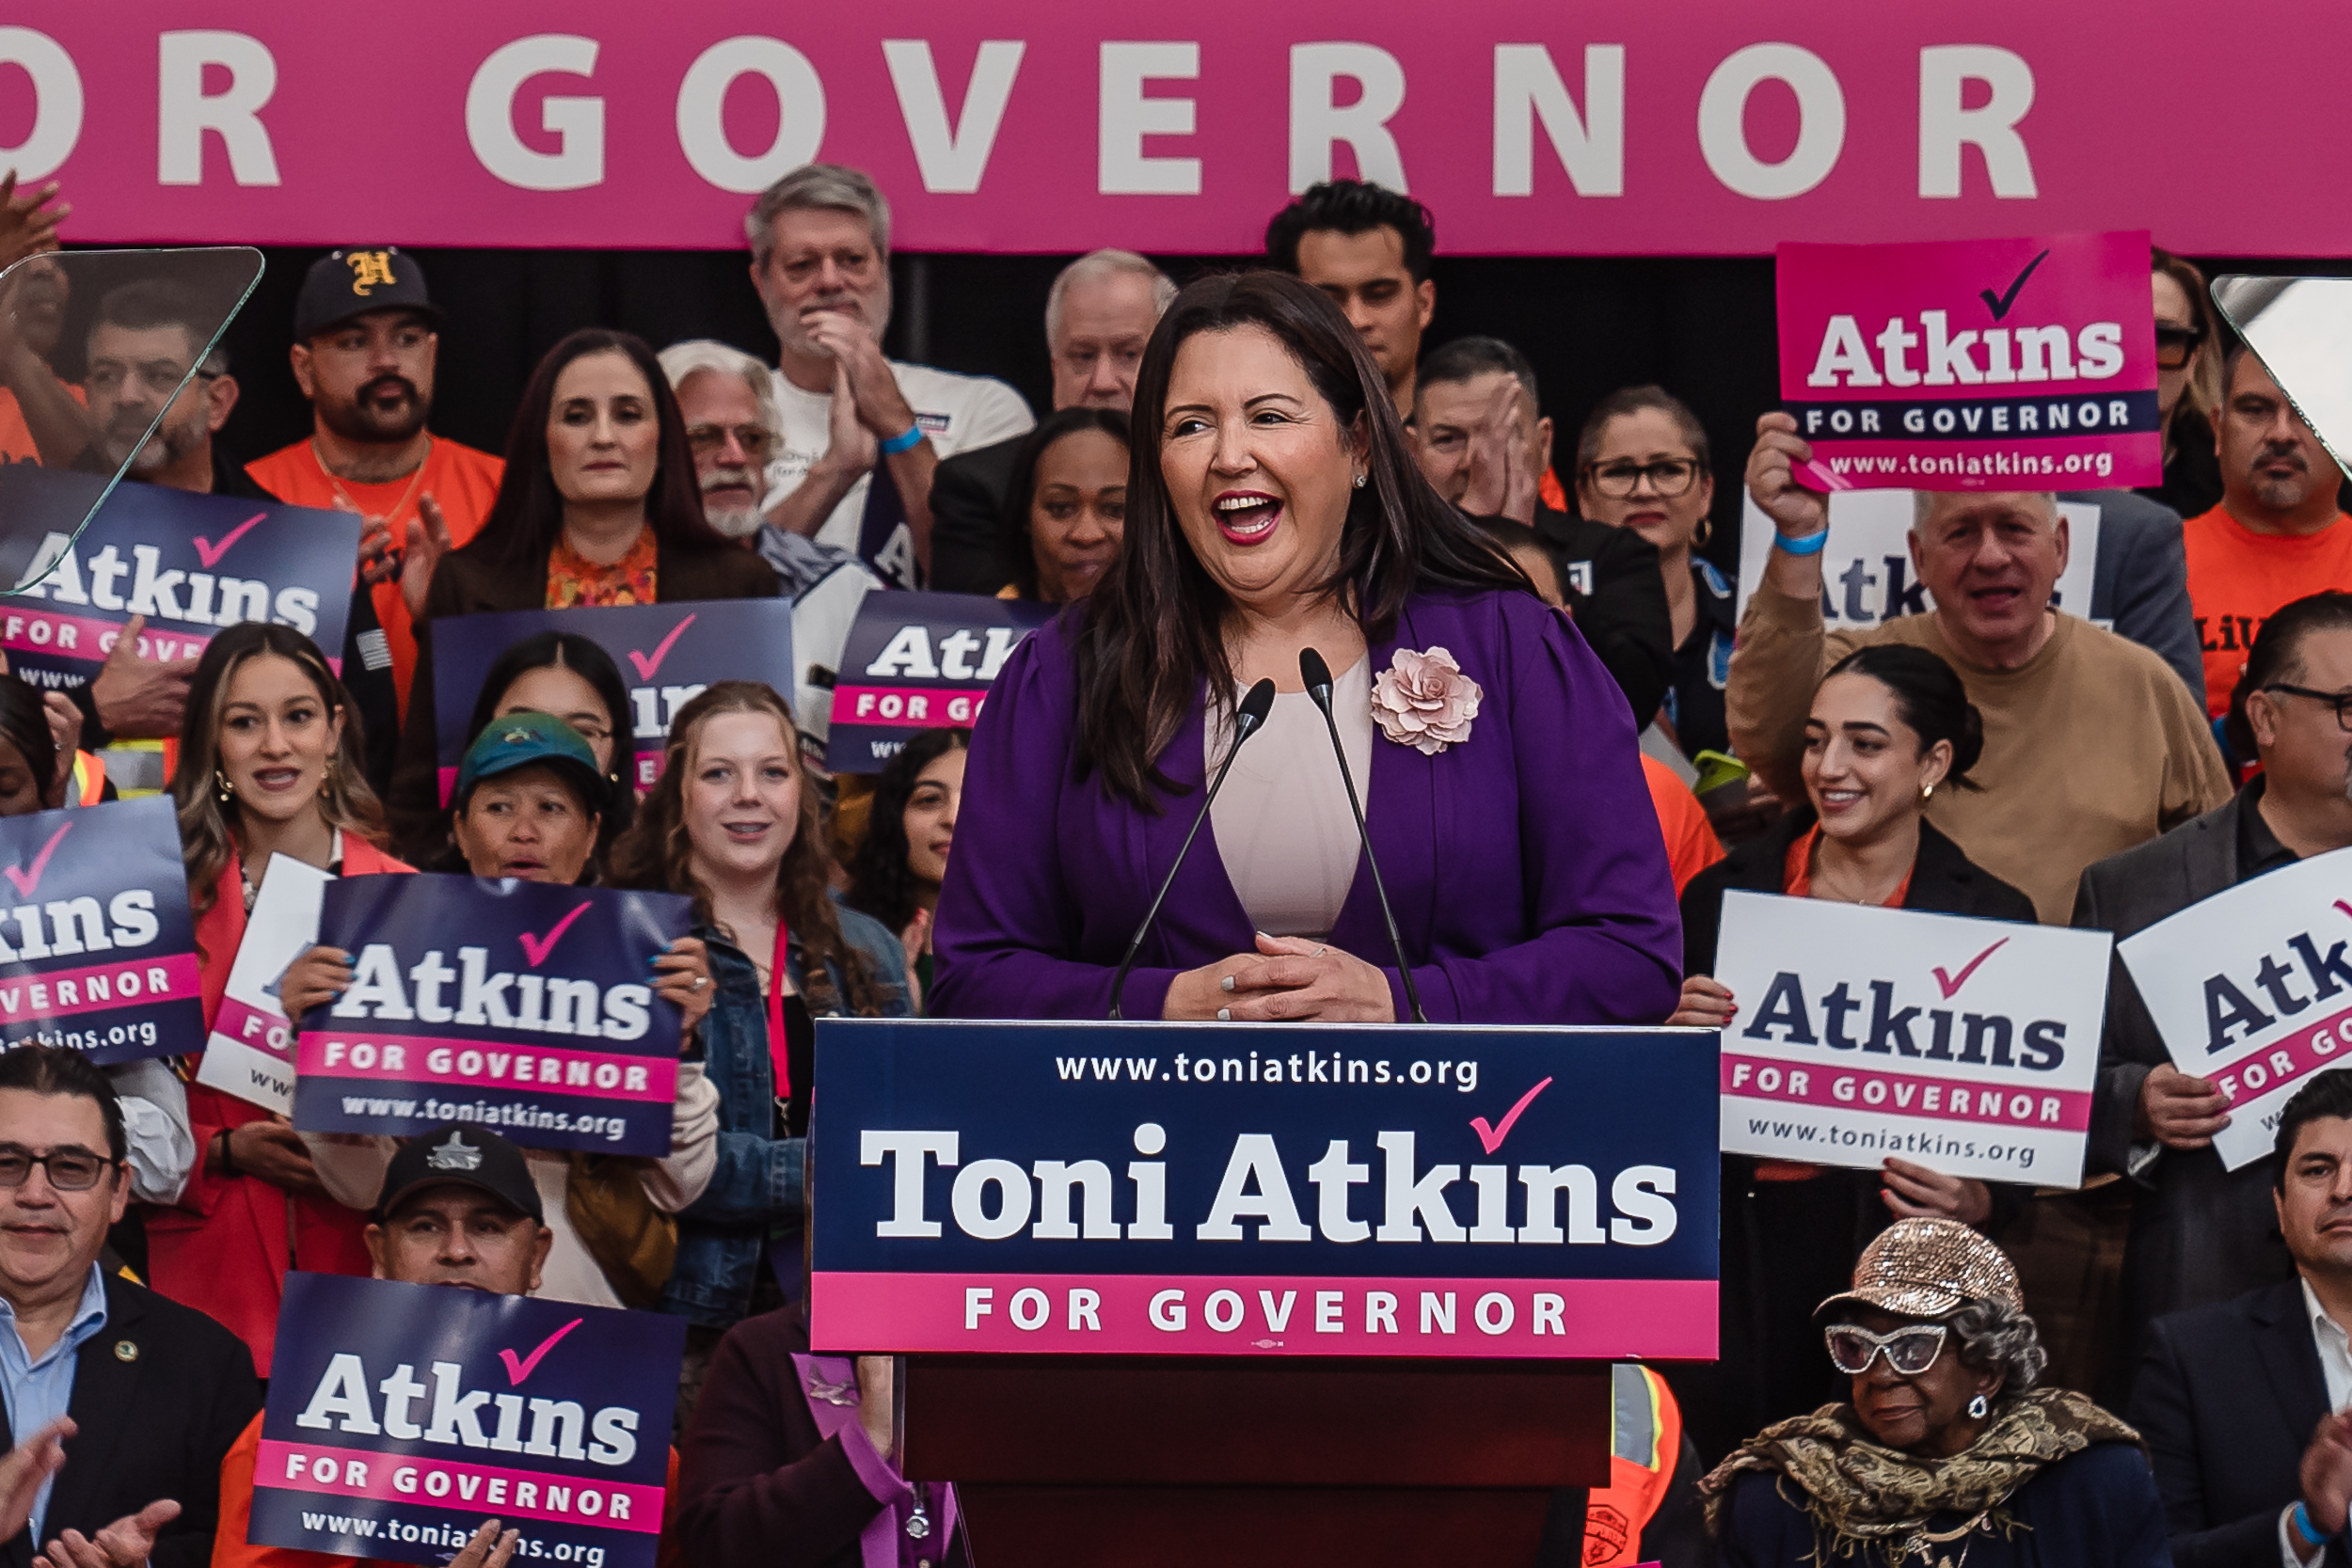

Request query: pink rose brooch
[{"left": 1371, "top": 646, "right": 1483, "bottom": 755}]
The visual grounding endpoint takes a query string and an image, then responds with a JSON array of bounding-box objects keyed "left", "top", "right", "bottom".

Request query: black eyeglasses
[
  {"left": 2265, "top": 683, "right": 2352, "bottom": 731},
  {"left": 1584, "top": 458, "right": 1703, "bottom": 499},
  {"left": 2155, "top": 324, "right": 2207, "bottom": 371},
  {"left": 0, "top": 1145, "right": 117, "bottom": 1192}
]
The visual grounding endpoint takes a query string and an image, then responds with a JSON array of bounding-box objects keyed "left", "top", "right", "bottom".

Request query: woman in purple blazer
[{"left": 930, "top": 272, "right": 1680, "bottom": 1026}]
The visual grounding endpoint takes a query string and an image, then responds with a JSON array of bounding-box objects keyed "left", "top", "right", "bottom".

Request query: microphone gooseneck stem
[{"left": 1308, "top": 692, "right": 1427, "bottom": 1025}]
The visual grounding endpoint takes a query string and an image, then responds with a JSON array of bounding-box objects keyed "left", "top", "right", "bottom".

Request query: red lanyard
[{"left": 767, "top": 922, "right": 793, "bottom": 1101}]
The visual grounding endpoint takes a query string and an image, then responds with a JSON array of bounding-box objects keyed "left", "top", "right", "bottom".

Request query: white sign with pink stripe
[
  {"left": 1713, "top": 891, "right": 2109, "bottom": 1186},
  {"left": 196, "top": 853, "right": 329, "bottom": 1115},
  {"left": 2120, "top": 848, "right": 2352, "bottom": 1172}
]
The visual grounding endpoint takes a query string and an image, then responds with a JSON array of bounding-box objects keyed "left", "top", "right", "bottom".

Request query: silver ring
[{"left": 691, "top": 975, "right": 707, "bottom": 990}]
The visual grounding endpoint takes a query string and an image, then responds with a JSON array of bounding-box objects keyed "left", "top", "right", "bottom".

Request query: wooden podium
[{"left": 903, "top": 1354, "right": 1612, "bottom": 1565}]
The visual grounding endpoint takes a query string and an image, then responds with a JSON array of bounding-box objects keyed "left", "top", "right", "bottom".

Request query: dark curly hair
[
  {"left": 844, "top": 727, "right": 970, "bottom": 934},
  {"left": 606, "top": 681, "right": 882, "bottom": 1017}
]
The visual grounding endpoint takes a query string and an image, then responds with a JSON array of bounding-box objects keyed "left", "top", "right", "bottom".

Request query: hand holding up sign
[
  {"left": 34, "top": 1497, "right": 179, "bottom": 1568},
  {"left": 2137, "top": 1063, "right": 2232, "bottom": 1150},
  {"left": 449, "top": 1519, "right": 521, "bottom": 1568},
  {"left": 1745, "top": 413, "right": 1828, "bottom": 541},
  {"left": 1669, "top": 975, "right": 1736, "bottom": 1029},
  {"left": 1880, "top": 1157, "right": 1993, "bottom": 1227},
  {"left": 653, "top": 937, "right": 714, "bottom": 1041},
  {"left": 89, "top": 615, "right": 198, "bottom": 741}
]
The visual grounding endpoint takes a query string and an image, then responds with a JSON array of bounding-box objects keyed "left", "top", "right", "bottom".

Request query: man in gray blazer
[
  {"left": 2065, "top": 487, "right": 2206, "bottom": 705},
  {"left": 2076, "top": 591, "right": 2352, "bottom": 1408}
]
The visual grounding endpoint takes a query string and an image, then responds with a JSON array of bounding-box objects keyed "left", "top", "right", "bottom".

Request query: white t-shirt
[{"left": 764, "top": 359, "right": 1035, "bottom": 589}]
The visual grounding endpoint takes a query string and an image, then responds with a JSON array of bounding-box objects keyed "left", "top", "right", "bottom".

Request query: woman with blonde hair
[{"left": 151, "top": 622, "right": 410, "bottom": 1374}]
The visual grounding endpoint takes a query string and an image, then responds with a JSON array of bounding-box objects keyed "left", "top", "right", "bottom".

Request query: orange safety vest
[
  {"left": 64, "top": 749, "right": 103, "bottom": 806},
  {"left": 1582, "top": 1363, "right": 1682, "bottom": 1567}
]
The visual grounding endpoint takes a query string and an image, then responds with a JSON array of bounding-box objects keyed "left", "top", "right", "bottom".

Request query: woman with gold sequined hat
[{"left": 1703, "top": 1218, "right": 2168, "bottom": 1567}]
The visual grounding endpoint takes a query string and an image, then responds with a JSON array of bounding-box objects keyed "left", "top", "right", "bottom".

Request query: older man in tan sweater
[{"left": 1729, "top": 412, "right": 2232, "bottom": 924}]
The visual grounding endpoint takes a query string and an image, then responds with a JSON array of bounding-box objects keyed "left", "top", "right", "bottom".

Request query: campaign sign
[
  {"left": 0, "top": 465, "right": 362, "bottom": 687},
  {"left": 825, "top": 592, "right": 1056, "bottom": 772},
  {"left": 252, "top": 1272, "right": 682, "bottom": 1568},
  {"left": 196, "top": 854, "right": 332, "bottom": 1114},
  {"left": 2118, "top": 848, "right": 2352, "bottom": 1172},
  {"left": 807, "top": 1021, "right": 1719, "bottom": 1360},
  {"left": 1712, "top": 892, "right": 2109, "bottom": 1186},
  {"left": 430, "top": 599, "right": 795, "bottom": 801},
  {"left": 1777, "top": 230, "right": 2160, "bottom": 493},
  {"left": 0, "top": 797, "right": 200, "bottom": 1063},
  {"left": 291, "top": 874, "right": 692, "bottom": 1155},
  {"left": 1734, "top": 492, "right": 2102, "bottom": 633}
]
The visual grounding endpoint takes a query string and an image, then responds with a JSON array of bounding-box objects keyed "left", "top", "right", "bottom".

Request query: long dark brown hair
[
  {"left": 472, "top": 327, "right": 727, "bottom": 569},
  {"left": 1073, "top": 270, "right": 1529, "bottom": 807},
  {"left": 171, "top": 623, "right": 388, "bottom": 921},
  {"left": 607, "top": 681, "right": 882, "bottom": 1016},
  {"left": 844, "top": 726, "right": 970, "bottom": 932},
  {"left": 1000, "top": 407, "right": 1131, "bottom": 600}
]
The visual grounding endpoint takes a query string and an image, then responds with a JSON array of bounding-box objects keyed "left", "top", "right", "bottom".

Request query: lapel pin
[{"left": 113, "top": 1340, "right": 137, "bottom": 1362}]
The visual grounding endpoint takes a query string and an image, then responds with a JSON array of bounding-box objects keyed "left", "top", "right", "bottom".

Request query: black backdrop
[{"left": 203, "top": 246, "right": 2330, "bottom": 582}]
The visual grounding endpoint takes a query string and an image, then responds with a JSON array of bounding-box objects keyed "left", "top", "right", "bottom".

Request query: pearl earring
[
  {"left": 1352, "top": 472, "right": 1368, "bottom": 489},
  {"left": 215, "top": 770, "right": 235, "bottom": 803}
]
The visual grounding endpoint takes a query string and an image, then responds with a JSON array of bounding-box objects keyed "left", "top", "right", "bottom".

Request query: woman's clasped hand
[{"left": 1165, "top": 933, "right": 1397, "bottom": 1022}]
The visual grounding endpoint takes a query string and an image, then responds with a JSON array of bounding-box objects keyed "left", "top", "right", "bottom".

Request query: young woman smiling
[
  {"left": 844, "top": 726, "right": 969, "bottom": 1011},
  {"left": 388, "top": 328, "right": 776, "bottom": 861},
  {"left": 998, "top": 407, "right": 1129, "bottom": 603},
  {"left": 153, "top": 624, "right": 410, "bottom": 1375},
  {"left": 609, "top": 683, "right": 907, "bottom": 1385},
  {"left": 1669, "top": 643, "right": 2039, "bottom": 1462}
]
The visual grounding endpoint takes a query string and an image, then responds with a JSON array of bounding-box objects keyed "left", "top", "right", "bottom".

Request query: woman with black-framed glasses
[
  {"left": 1705, "top": 1218, "right": 2164, "bottom": 1568},
  {"left": 2145, "top": 247, "right": 2226, "bottom": 520}
]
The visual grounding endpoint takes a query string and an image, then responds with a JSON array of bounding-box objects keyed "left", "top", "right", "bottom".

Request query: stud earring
[
  {"left": 215, "top": 770, "right": 234, "bottom": 803},
  {"left": 1921, "top": 782, "right": 1935, "bottom": 802},
  {"left": 1967, "top": 1393, "right": 1989, "bottom": 1419},
  {"left": 1352, "top": 472, "right": 1368, "bottom": 489}
]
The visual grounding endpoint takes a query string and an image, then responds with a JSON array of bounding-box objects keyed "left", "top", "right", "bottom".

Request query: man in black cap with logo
[
  {"left": 210, "top": 1123, "right": 557, "bottom": 1568},
  {"left": 247, "top": 248, "right": 505, "bottom": 795}
]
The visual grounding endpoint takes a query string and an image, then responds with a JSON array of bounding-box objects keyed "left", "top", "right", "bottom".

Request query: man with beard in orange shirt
[{"left": 246, "top": 248, "right": 502, "bottom": 791}]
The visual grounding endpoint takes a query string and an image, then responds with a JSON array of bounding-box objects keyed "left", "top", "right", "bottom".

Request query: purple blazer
[{"left": 930, "top": 587, "right": 1682, "bottom": 1024}]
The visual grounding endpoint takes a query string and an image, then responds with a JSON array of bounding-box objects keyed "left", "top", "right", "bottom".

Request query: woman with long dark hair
[
  {"left": 844, "top": 726, "right": 968, "bottom": 1009},
  {"left": 607, "top": 683, "right": 906, "bottom": 1381},
  {"left": 930, "top": 272, "right": 1679, "bottom": 1023},
  {"left": 999, "top": 407, "right": 1129, "bottom": 602},
  {"left": 153, "top": 623, "right": 410, "bottom": 1374},
  {"left": 388, "top": 328, "right": 776, "bottom": 859}
]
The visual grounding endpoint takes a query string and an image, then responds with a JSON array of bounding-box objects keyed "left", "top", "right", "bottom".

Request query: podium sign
[{"left": 808, "top": 1021, "right": 1718, "bottom": 1360}]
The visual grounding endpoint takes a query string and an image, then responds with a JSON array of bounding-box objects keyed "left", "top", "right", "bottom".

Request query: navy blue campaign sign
[
  {"left": 825, "top": 591, "right": 1055, "bottom": 772},
  {"left": 252, "top": 1273, "right": 682, "bottom": 1568},
  {"left": 0, "top": 796, "right": 199, "bottom": 1063},
  {"left": 0, "top": 464, "right": 361, "bottom": 687},
  {"left": 809, "top": 1022, "right": 1720, "bottom": 1360},
  {"left": 292, "top": 874, "right": 692, "bottom": 1155},
  {"left": 430, "top": 599, "right": 795, "bottom": 801}
]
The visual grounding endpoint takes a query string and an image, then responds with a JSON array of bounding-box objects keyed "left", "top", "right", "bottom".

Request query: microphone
[
  {"left": 1107, "top": 678, "right": 1278, "bottom": 1020},
  {"left": 1301, "top": 647, "right": 1427, "bottom": 1024}
]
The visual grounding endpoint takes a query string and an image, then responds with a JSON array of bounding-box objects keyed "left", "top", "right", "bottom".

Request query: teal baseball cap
[{"left": 453, "top": 711, "right": 605, "bottom": 810}]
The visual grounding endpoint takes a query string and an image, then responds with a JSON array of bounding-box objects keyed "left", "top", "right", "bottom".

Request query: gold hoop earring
[
  {"left": 215, "top": 770, "right": 234, "bottom": 804},
  {"left": 1694, "top": 515, "right": 1714, "bottom": 548}
]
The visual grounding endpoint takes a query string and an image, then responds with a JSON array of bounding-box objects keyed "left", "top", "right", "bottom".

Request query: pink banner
[
  {"left": 0, "top": 952, "right": 197, "bottom": 1024},
  {"left": 294, "top": 1030, "right": 679, "bottom": 1104},
  {"left": 829, "top": 685, "right": 994, "bottom": 729},
  {"left": 810, "top": 1272, "right": 1716, "bottom": 1359},
  {"left": 254, "top": 1441, "right": 663, "bottom": 1534},
  {"left": 1720, "top": 1054, "right": 2090, "bottom": 1132},
  {"left": 214, "top": 993, "right": 292, "bottom": 1062},
  {"left": 1776, "top": 230, "right": 2161, "bottom": 492},
  {"left": 3, "top": 4, "right": 2347, "bottom": 256}
]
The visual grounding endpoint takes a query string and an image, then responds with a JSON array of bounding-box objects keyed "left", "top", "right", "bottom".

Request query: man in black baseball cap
[
  {"left": 365, "top": 1121, "right": 550, "bottom": 1293},
  {"left": 246, "top": 246, "right": 505, "bottom": 798}
]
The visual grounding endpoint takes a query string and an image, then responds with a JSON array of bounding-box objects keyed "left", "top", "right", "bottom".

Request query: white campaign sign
[
  {"left": 195, "top": 854, "right": 329, "bottom": 1114},
  {"left": 2118, "top": 847, "right": 2352, "bottom": 1172},
  {"left": 1714, "top": 889, "right": 2110, "bottom": 1185},
  {"left": 1736, "top": 491, "right": 2101, "bottom": 632}
]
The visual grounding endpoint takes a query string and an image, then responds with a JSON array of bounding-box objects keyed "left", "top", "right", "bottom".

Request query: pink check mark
[
  {"left": 2, "top": 821, "right": 72, "bottom": 899},
  {"left": 2335, "top": 900, "right": 2352, "bottom": 920},
  {"left": 517, "top": 901, "right": 593, "bottom": 967},
  {"left": 1931, "top": 938, "right": 2010, "bottom": 1000},
  {"left": 498, "top": 1318, "right": 583, "bottom": 1386},
  {"left": 191, "top": 514, "right": 266, "bottom": 569},
  {"left": 628, "top": 613, "right": 697, "bottom": 681},
  {"left": 1469, "top": 1076, "right": 1554, "bottom": 1155}
]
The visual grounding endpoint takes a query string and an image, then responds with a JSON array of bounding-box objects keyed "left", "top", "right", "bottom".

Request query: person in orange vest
[{"left": 1538, "top": 1363, "right": 1707, "bottom": 1567}]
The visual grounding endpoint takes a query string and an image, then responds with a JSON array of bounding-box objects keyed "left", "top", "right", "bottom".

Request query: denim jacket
[{"left": 662, "top": 902, "right": 910, "bottom": 1328}]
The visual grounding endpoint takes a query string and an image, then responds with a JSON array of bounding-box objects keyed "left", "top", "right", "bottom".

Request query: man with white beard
[{"left": 660, "top": 341, "right": 880, "bottom": 753}]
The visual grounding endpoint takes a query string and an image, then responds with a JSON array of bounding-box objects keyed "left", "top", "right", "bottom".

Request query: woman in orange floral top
[{"left": 389, "top": 328, "right": 776, "bottom": 861}]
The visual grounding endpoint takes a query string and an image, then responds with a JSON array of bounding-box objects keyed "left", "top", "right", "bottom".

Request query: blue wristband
[
  {"left": 2296, "top": 1502, "right": 2330, "bottom": 1547},
  {"left": 1774, "top": 526, "right": 1832, "bottom": 557},
  {"left": 879, "top": 422, "right": 925, "bottom": 455}
]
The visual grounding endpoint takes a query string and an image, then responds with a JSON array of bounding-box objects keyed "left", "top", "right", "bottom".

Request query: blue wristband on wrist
[
  {"left": 1775, "top": 526, "right": 1832, "bottom": 557},
  {"left": 879, "top": 422, "right": 925, "bottom": 455},
  {"left": 2295, "top": 1501, "right": 2329, "bottom": 1547}
]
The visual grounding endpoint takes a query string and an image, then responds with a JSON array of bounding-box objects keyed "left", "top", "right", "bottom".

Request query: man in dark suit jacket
[
  {"left": 0, "top": 1046, "right": 258, "bottom": 1568},
  {"left": 2066, "top": 487, "right": 2206, "bottom": 704},
  {"left": 2132, "top": 1069, "right": 2352, "bottom": 1568},
  {"left": 2079, "top": 592, "right": 2352, "bottom": 1407},
  {"left": 929, "top": 250, "right": 1173, "bottom": 594}
]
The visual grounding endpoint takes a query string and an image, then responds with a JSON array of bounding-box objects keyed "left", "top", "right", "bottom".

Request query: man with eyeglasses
[
  {"left": 2077, "top": 593, "right": 2352, "bottom": 1418},
  {"left": 659, "top": 339, "right": 880, "bottom": 747},
  {"left": 0, "top": 1044, "right": 257, "bottom": 1566},
  {"left": 747, "top": 165, "right": 1034, "bottom": 592},
  {"left": 83, "top": 279, "right": 258, "bottom": 502},
  {"left": 1410, "top": 338, "right": 1673, "bottom": 725},
  {"left": 2179, "top": 348, "right": 2352, "bottom": 729},
  {"left": 247, "top": 248, "right": 504, "bottom": 794},
  {"left": 928, "top": 249, "right": 1174, "bottom": 594}
]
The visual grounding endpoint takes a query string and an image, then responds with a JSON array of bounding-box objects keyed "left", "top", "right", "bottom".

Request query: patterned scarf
[{"left": 1699, "top": 1388, "right": 2140, "bottom": 1566}]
